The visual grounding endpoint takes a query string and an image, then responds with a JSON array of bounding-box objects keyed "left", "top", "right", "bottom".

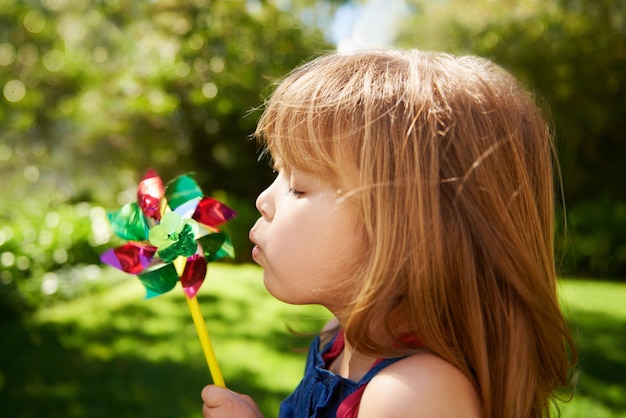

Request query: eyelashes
[{"left": 288, "top": 188, "right": 305, "bottom": 198}]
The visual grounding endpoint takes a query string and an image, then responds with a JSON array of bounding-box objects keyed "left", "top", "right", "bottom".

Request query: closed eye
[{"left": 288, "top": 188, "right": 305, "bottom": 198}]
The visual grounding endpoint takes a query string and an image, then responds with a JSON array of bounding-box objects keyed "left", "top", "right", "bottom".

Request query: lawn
[
  {"left": 0, "top": 264, "right": 624, "bottom": 417},
  {"left": 558, "top": 279, "right": 626, "bottom": 417}
]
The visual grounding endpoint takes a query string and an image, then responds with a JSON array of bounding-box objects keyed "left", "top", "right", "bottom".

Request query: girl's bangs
[{"left": 255, "top": 73, "right": 360, "bottom": 186}]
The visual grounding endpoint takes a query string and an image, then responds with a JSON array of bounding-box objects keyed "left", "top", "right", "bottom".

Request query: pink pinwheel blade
[
  {"left": 181, "top": 254, "right": 208, "bottom": 298},
  {"left": 138, "top": 169, "right": 165, "bottom": 221},
  {"left": 100, "top": 243, "right": 157, "bottom": 274},
  {"left": 192, "top": 197, "right": 237, "bottom": 228}
]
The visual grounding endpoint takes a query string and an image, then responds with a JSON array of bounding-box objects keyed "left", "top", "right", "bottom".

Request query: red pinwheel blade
[
  {"left": 138, "top": 169, "right": 165, "bottom": 221},
  {"left": 181, "top": 254, "right": 208, "bottom": 299},
  {"left": 192, "top": 197, "right": 237, "bottom": 228},
  {"left": 100, "top": 243, "right": 157, "bottom": 274}
]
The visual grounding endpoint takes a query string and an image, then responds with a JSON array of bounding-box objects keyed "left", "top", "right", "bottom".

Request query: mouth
[
  {"left": 248, "top": 227, "right": 258, "bottom": 246},
  {"left": 249, "top": 228, "right": 262, "bottom": 261}
]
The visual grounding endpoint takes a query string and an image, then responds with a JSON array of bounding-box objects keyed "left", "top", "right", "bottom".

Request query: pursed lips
[
  {"left": 249, "top": 220, "right": 261, "bottom": 246},
  {"left": 249, "top": 221, "right": 263, "bottom": 260}
]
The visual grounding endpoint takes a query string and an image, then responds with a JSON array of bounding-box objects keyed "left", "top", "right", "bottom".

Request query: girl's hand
[{"left": 201, "top": 385, "right": 263, "bottom": 418}]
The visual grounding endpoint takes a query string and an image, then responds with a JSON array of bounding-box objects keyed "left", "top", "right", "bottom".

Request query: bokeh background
[{"left": 1, "top": 0, "right": 625, "bottom": 417}]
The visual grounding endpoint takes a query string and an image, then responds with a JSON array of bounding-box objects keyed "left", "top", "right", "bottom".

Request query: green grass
[
  {"left": 0, "top": 265, "right": 624, "bottom": 417},
  {"left": 0, "top": 264, "right": 330, "bottom": 418},
  {"left": 558, "top": 279, "right": 626, "bottom": 418}
]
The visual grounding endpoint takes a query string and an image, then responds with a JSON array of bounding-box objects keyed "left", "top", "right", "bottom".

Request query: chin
[{"left": 263, "top": 279, "right": 300, "bottom": 305}]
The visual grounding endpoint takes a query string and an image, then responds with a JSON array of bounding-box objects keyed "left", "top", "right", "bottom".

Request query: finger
[
  {"left": 202, "top": 402, "right": 211, "bottom": 418},
  {"left": 201, "top": 385, "right": 232, "bottom": 408}
]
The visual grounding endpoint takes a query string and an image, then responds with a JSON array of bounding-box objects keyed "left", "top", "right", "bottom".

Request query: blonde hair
[{"left": 255, "top": 50, "right": 575, "bottom": 418}]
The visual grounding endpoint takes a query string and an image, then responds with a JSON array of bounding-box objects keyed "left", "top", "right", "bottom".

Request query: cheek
[
  {"left": 273, "top": 222, "right": 324, "bottom": 270},
  {"left": 268, "top": 212, "right": 361, "bottom": 278},
  {"left": 260, "top": 217, "right": 311, "bottom": 274},
  {"left": 307, "top": 214, "right": 366, "bottom": 279}
]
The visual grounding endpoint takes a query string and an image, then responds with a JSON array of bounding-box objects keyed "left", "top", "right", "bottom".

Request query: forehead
[
  {"left": 258, "top": 107, "right": 360, "bottom": 188},
  {"left": 262, "top": 132, "right": 356, "bottom": 189}
]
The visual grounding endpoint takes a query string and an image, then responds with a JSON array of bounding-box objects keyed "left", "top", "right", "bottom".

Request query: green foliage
[
  {"left": 0, "top": 174, "right": 120, "bottom": 319},
  {"left": 557, "top": 201, "right": 626, "bottom": 277},
  {"left": 0, "top": 0, "right": 331, "bottom": 234},
  {"left": 0, "top": 0, "right": 334, "bottom": 317}
]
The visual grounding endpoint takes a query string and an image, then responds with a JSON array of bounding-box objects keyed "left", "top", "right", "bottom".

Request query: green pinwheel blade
[
  {"left": 137, "top": 263, "right": 179, "bottom": 298},
  {"left": 197, "top": 233, "right": 235, "bottom": 262},
  {"left": 165, "top": 175, "right": 203, "bottom": 211},
  {"left": 108, "top": 202, "right": 150, "bottom": 241}
]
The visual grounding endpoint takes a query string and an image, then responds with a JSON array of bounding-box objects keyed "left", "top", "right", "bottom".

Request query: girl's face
[{"left": 249, "top": 167, "right": 364, "bottom": 312}]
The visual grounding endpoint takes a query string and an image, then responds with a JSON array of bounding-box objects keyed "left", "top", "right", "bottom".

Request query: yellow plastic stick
[{"left": 186, "top": 294, "right": 225, "bottom": 387}]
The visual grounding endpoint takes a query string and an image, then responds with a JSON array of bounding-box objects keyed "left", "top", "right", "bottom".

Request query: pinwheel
[{"left": 100, "top": 169, "right": 236, "bottom": 387}]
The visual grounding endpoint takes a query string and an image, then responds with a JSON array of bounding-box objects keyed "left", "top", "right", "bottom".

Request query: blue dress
[{"left": 279, "top": 331, "right": 407, "bottom": 418}]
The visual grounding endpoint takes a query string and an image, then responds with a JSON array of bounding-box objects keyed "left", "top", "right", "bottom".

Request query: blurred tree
[
  {"left": 1, "top": 0, "right": 333, "bottom": 200},
  {"left": 472, "top": 0, "right": 626, "bottom": 277},
  {"left": 398, "top": 0, "right": 626, "bottom": 277},
  {"left": 0, "top": 0, "right": 334, "bottom": 316}
]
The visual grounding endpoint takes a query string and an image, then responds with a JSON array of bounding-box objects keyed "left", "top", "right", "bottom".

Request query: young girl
[{"left": 201, "top": 49, "right": 576, "bottom": 418}]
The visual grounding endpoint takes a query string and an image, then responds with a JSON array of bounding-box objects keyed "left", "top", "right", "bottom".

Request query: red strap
[
  {"left": 322, "top": 330, "right": 345, "bottom": 367},
  {"left": 337, "top": 384, "right": 367, "bottom": 418}
]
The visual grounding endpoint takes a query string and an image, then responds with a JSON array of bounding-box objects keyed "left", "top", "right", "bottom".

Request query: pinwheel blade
[
  {"left": 181, "top": 254, "right": 208, "bottom": 299},
  {"left": 197, "top": 233, "right": 235, "bottom": 262},
  {"left": 137, "top": 169, "right": 165, "bottom": 221},
  {"left": 165, "top": 175, "right": 203, "bottom": 211},
  {"left": 108, "top": 202, "right": 150, "bottom": 241},
  {"left": 137, "top": 264, "right": 179, "bottom": 299},
  {"left": 100, "top": 243, "right": 157, "bottom": 274},
  {"left": 192, "top": 197, "right": 237, "bottom": 228}
]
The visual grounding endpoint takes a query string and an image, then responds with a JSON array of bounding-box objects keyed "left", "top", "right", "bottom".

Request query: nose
[{"left": 256, "top": 181, "right": 275, "bottom": 221}]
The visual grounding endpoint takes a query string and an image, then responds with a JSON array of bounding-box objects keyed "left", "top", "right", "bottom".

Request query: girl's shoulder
[{"left": 358, "top": 352, "right": 482, "bottom": 418}]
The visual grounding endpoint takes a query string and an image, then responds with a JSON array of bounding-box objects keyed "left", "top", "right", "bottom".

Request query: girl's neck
[{"left": 328, "top": 331, "right": 378, "bottom": 382}]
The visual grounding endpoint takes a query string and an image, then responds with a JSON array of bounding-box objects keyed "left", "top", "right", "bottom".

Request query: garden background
[{"left": 1, "top": 0, "right": 625, "bottom": 416}]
